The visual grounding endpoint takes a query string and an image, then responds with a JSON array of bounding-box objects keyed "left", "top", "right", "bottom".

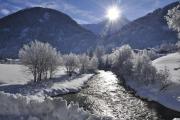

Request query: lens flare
[{"left": 106, "top": 6, "right": 121, "bottom": 21}]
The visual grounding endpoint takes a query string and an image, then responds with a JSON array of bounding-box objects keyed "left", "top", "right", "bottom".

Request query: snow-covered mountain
[
  {"left": 82, "top": 17, "right": 129, "bottom": 36},
  {"left": 0, "top": 7, "right": 98, "bottom": 58},
  {"left": 103, "top": 2, "right": 179, "bottom": 50}
]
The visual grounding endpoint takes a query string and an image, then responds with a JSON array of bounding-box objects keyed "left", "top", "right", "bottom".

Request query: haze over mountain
[
  {"left": 103, "top": 1, "right": 179, "bottom": 50},
  {"left": 82, "top": 16, "right": 129, "bottom": 36},
  {"left": 0, "top": 7, "right": 98, "bottom": 58}
]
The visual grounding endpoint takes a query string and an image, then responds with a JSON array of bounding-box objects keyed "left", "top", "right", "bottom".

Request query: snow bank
[
  {"left": 0, "top": 74, "right": 93, "bottom": 96},
  {"left": 44, "top": 74, "right": 93, "bottom": 96},
  {"left": 127, "top": 52, "right": 180, "bottom": 112},
  {"left": 0, "top": 64, "right": 101, "bottom": 119},
  {"left": 0, "top": 91, "right": 93, "bottom": 120},
  {"left": 0, "top": 64, "right": 94, "bottom": 96}
]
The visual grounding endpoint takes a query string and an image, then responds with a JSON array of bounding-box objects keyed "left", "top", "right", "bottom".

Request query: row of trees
[
  {"left": 100, "top": 45, "right": 170, "bottom": 89},
  {"left": 19, "top": 42, "right": 172, "bottom": 92},
  {"left": 19, "top": 41, "right": 172, "bottom": 89},
  {"left": 63, "top": 53, "right": 98, "bottom": 76},
  {"left": 19, "top": 41, "right": 99, "bottom": 82}
]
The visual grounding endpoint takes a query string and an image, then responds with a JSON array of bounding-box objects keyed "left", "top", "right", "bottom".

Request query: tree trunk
[
  {"left": 50, "top": 71, "right": 53, "bottom": 79},
  {"left": 33, "top": 71, "right": 37, "bottom": 82}
]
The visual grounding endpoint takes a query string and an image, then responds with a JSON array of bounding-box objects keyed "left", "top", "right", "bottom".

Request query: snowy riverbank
[
  {"left": 127, "top": 52, "right": 180, "bottom": 112},
  {"left": 0, "top": 64, "right": 94, "bottom": 96},
  {"left": 0, "top": 64, "right": 97, "bottom": 120}
]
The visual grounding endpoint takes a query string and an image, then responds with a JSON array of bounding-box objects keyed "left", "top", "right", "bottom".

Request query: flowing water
[{"left": 60, "top": 71, "right": 180, "bottom": 120}]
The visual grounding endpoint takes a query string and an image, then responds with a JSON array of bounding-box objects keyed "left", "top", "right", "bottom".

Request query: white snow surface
[
  {"left": 0, "top": 91, "right": 93, "bottom": 120},
  {"left": 127, "top": 52, "right": 180, "bottom": 112},
  {"left": 0, "top": 64, "right": 93, "bottom": 96},
  {"left": 174, "top": 118, "right": 180, "bottom": 120},
  {"left": 0, "top": 64, "right": 32, "bottom": 84},
  {"left": 152, "top": 52, "right": 180, "bottom": 83}
]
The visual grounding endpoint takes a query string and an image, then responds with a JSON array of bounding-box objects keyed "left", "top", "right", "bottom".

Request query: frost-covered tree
[
  {"left": 19, "top": 41, "right": 60, "bottom": 82},
  {"left": 133, "top": 52, "right": 170, "bottom": 87},
  {"left": 94, "top": 46, "right": 105, "bottom": 69},
  {"left": 48, "top": 51, "right": 62, "bottom": 79},
  {"left": 63, "top": 53, "right": 80, "bottom": 76},
  {"left": 166, "top": 5, "right": 180, "bottom": 52},
  {"left": 142, "top": 49, "right": 158, "bottom": 60},
  {"left": 102, "top": 44, "right": 170, "bottom": 89},
  {"left": 111, "top": 45, "right": 134, "bottom": 81},
  {"left": 159, "top": 43, "right": 177, "bottom": 53},
  {"left": 79, "top": 54, "right": 90, "bottom": 73},
  {"left": 133, "top": 53, "right": 157, "bottom": 85},
  {"left": 176, "top": 41, "right": 180, "bottom": 51},
  {"left": 166, "top": 5, "right": 180, "bottom": 33},
  {"left": 101, "top": 55, "right": 113, "bottom": 70}
]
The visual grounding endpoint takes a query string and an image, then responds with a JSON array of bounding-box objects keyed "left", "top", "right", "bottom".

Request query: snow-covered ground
[
  {"left": 127, "top": 52, "right": 180, "bottom": 112},
  {"left": 0, "top": 64, "right": 96, "bottom": 119},
  {"left": 0, "top": 64, "right": 93, "bottom": 96},
  {"left": 153, "top": 52, "right": 180, "bottom": 83},
  {"left": 0, "top": 64, "right": 32, "bottom": 84},
  {"left": 0, "top": 91, "right": 95, "bottom": 120}
]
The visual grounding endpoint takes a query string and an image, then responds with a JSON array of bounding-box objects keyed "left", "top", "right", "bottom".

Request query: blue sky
[{"left": 0, "top": 0, "right": 178, "bottom": 24}]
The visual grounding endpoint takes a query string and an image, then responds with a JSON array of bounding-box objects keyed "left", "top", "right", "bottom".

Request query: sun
[{"left": 106, "top": 6, "right": 121, "bottom": 21}]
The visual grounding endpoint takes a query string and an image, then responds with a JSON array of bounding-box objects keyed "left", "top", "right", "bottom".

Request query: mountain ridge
[
  {"left": 0, "top": 7, "right": 98, "bottom": 58},
  {"left": 103, "top": 1, "right": 180, "bottom": 50},
  {"left": 82, "top": 16, "right": 129, "bottom": 36}
]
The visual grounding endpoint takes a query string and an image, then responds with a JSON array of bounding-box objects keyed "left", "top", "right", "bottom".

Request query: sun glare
[{"left": 106, "top": 6, "right": 121, "bottom": 21}]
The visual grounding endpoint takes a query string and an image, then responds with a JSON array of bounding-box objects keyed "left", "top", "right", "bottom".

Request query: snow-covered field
[
  {"left": 0, "top": 64, "right": 93, "bottom": 96},
  {"left": 127, "top": 52, "right": 180, "bottom": 112},
  {"left": 0, "top": 64, "right": 32, "bottom": 84}
]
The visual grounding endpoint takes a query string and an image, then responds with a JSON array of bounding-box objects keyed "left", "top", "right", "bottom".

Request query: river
[{"left": 60, "top": 71, "right": 180, "bottom": 120}]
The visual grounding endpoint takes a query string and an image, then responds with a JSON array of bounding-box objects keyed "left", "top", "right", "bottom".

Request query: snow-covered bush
[
  {"left": 19, "top": 41, "right": 60, "bottom": 82},
  {"left": 63, "top": 53, "right": 80, "bottom": 76},
  {"left": 142, "top": 49, "right": 159, "bottom": 60},
  {"left": 133, "top": 53, "right": 157, "bottom": 85},
  {"left": 159, "top": 43, "right": 177, "bottom": 53},
  {"left": 0, "top": 92, "right": 92, "bottom": 120},
  {"left": 133, "top": 53, "right": 170, "bottom": 88},
  {"left": 156, "top": 67, "right": 170, "bottom": 90},
  {"left": 111, "top": 45, "right": 134, "bottom": 80}
]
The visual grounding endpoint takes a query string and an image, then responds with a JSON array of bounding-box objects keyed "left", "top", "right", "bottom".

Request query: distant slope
[
  {"left": 0, "top": 7, "right": 98, "bottom": 58},
  {"left": 82, "top": 17, "right": 129, "bottom": 36},
  {"left": 104, "top": 2, "right": 179, "bottom": 50}
]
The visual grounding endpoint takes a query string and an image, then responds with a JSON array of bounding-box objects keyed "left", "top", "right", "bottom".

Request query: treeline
[
  {"left": 99, "top": 45, "right": 170, "bottom": 90},
  {"left": 19, "top": 41, "right": 99, "bottom": 82},
  {"left": 19, "top": 41, "right": 171, "bottom": 90}
]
